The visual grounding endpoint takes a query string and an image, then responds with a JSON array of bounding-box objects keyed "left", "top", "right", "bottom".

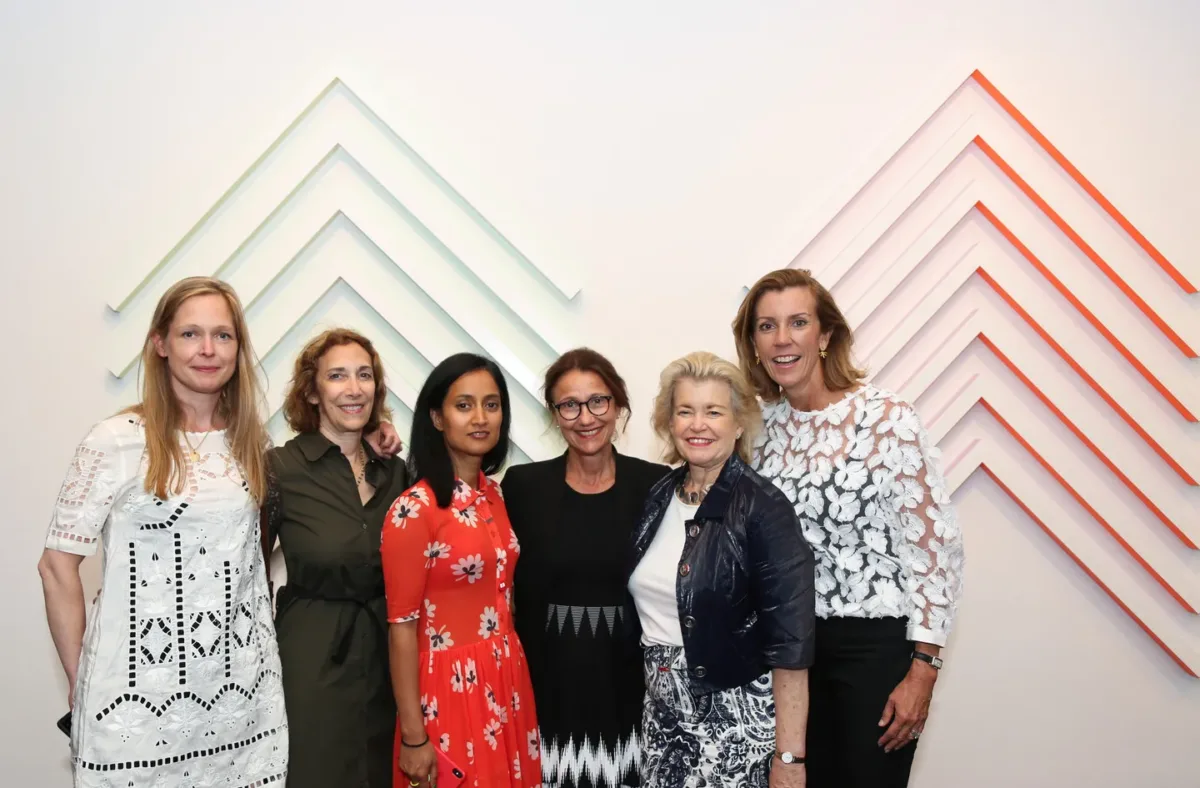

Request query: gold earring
[
  {"left": 755, "top": 355, "right": 761, "bottom": 366},
  {"left": 819, "top": 349, "right": 828, "bottom": 359}
]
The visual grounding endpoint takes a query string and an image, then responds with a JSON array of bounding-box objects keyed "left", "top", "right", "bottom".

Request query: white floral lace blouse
[
  {"left": 45, "top": 415, "right": 288, "bottom": 787},
  {"left": 752, "top": 384, "right": 965, "bottom": 645}
]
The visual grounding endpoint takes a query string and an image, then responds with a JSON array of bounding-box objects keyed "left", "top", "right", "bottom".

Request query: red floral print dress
[{"left": 382, "top": 474, "right": 541, "bottom": 788}]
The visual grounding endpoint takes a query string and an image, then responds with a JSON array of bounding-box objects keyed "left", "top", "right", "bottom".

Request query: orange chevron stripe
[
  {"left": 978, "top": 399, "right": 1194, "bottom": 608},
  {"left": 977, "top": 334, "right": 1196, "bottom": 549},
  {"left": 976, "top": 202, "right": 1196, "bottom": 422},
  {"left": 974, "top": 137, "right": 1195, "bottom": 358},
  {"left": 978, "top": 464, "right": 1195, "bottom": 676},
  {"left": 976, "top": 265, "right": 1196, "bottom": 485},
  {"left": 970, "top": 70, "right": 1196, "bottom": 295}
]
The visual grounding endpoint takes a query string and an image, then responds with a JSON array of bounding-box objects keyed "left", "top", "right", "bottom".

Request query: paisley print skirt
[{"left": 640, "top": 645, "right": 775, "bottom": 788}]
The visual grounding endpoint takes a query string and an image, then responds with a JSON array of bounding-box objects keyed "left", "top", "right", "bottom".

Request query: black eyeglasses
[{"left": 551, "top": 395, "right": 613, "bottom": 421}]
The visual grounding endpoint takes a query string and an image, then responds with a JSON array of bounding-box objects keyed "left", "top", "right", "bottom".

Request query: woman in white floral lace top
[{"left": 731, "top": 268, "right": 965, "bottom": 788}]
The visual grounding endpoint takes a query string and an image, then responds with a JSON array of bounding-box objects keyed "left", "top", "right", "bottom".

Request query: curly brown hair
[
  {"left": 282, "top": 328, "right": 392, "bottom": 434},
  {"left": 731, "top": 268, "right": 865, "bottom": 402}
]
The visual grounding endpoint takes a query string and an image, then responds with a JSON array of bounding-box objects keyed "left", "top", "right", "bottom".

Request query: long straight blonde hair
[{"left": 126, "top": 277, "right": 269, "bottom": 502}]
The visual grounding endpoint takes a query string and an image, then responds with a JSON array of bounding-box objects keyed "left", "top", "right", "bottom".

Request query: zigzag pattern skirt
[{"left": 640, "top": 645, "right": 775, "bottom": 788}]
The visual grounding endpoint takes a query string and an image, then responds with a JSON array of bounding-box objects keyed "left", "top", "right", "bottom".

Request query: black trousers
[{"left": 807, "top": 616, "right": 919, "bottom": 788}]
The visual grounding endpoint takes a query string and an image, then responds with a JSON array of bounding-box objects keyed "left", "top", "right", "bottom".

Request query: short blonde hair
[
  {"left": 731, "top": 268, "right": 866, "bottom": 402},
  {"left": 651, "top": 351, "right": 762, "bottom": 465}
]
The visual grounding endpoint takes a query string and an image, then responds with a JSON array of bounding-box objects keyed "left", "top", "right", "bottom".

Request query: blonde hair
[
  {"left": 731, "top": 268, "right": 866, "bottom": 402},
  {"left": 282, "top": 328, "right": 392, "bottom": 435},
  {"left": 127, "top": 277, "right": 269, "bottom": 502},
  {"left": 651, "top": 351, "right": 762, "bottom": 465}
]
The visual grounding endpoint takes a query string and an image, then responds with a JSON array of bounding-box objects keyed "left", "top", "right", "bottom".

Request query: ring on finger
[{"left": 910, "top": 729, "right": 921, "bottom": 740}]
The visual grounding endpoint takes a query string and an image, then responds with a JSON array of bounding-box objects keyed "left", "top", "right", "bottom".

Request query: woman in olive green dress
[{"left": 264, "top": 328, "right": 410, "bottom": 788}]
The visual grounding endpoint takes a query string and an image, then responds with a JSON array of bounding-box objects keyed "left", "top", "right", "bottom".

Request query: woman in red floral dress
[{"left": 382, "top": 353, "right": 540, "bottom": 788}]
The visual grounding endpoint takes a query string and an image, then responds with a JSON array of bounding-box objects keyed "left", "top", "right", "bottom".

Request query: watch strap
[{"left": 911, "top": 650, "right": 943, "bottom": 670}]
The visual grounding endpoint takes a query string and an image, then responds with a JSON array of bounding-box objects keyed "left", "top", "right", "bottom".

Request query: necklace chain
[{"left": 182, "top": 429, "right": 214, "bottom": 462}]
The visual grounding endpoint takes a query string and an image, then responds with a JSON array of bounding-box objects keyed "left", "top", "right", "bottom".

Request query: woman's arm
[
  {"left": 388, "top": 622, "right": 438, "bottom": 784},
  {"left": 38, "top": 549, "right": 87, "bottom": 705},
  {"left": 746, "top": 490, "right": 816, "bottom": 786},
  {"left": 772, "top": 667, "right": 809, "bottom": 786}
]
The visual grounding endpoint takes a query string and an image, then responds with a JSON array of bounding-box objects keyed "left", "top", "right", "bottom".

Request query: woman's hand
[
  {"left": 367, "top": 422, "right": 404, "bottom": 457},
  {"left": 877, "top": 660, "right": 936, "bottom": 752},
  {"left": 399, "top": 738, "right": 438, "bottom": 787},
  {"left": 770, "top": 759, "right": 806, "bottom": 788}
]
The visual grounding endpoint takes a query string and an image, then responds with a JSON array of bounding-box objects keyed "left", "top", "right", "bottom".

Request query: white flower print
[
  {"left": 492, "top": 643, "right": 503, "bottom": 667},
  {"left": 423, "top": 541, "right": 452, "bottom": 568},
  {"left": 483, "top": 719, "right": 501, "bottom": 750},
  {"left": 450, "top": 661, "right": 465, "bottom": 693},
  {"left": 463, "top": 658, "right": 478, "bottom": 691},
  {"left": 494, "top": 547, "right": 508, "bottom": 578},
  {"left": 452, "top": 505, "right": 479, "bottom": 527},
  {"left": 478, "top": 606, "right": 500, "bottom": 639},
  {"left": 467, "top": 740, "right": 475, "bottom": 764},
  {"left": 390, "top": 494, "right": 423, "bottom": 528},
  {"left": 754, "top": 384, "right": 964, "bottom": 646},
  {"left": 424, "top": 599, "right": 437, "bottom": 620},
  {"left": 426, "top": 625, "right": 454, "bottom": 651},
  {"left": 508, "top": 528, "right": 521, "bottom": 554},
  {"left": 451, "top": 554, "right": 486, "bottom": 583},
  {"left": 512, "top": 690, "right": 521, "bottom": 712},
  {"left": 440, "top": 733, "right": 451, "bottom": 752},
  {"left": 513, "top": 755, "right": 522, "bottom": 781},
  {"left": 527, "top": 729, "right": 540, "bottom": 760},
  {"left": 452, "top": 478, "right": 473, "bottom": 503},
  {"left": 409, "top": 486, "right": 431, "bottom": 505},
  {"left": 421, "top": 694, "right": 439, "bottom": 722}
]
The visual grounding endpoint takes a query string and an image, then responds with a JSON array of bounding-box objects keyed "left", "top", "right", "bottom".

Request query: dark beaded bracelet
[{"left": 400, "top": 734, "right": 430, "bottom": 749}]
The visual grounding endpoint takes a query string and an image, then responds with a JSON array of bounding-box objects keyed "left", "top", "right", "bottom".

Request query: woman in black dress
[{"left": 503, "top": 348, "right": 668, "bottom": 788}]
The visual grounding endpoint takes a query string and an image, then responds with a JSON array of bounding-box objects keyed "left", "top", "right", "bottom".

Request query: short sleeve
[
  {"left": 46, "top": 420, "right": 126, "bottom": 556},
  {"left": 382, "top": 486, "right": 434, "bottom": 624}
]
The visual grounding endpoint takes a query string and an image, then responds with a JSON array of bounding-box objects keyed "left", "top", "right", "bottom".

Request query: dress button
[
  {"left": 682, "top": 615, "right": 696, "bottom": 629},
  {"left": 687, "top": 525, "right": 700, "bottom": 538},
  {"left": 679, "top": 564, "right": 691, "bottom": 577},
  {"left": 361, "top": 522, "right": 368, "bottom": 530},
  {"left": 694, "top": 666, "right": 707, "bottom": 678}
]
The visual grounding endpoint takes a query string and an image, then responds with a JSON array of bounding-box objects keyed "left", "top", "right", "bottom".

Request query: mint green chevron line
[
  {"left": 109, "top": 182, "right": 558, "bottom": 407},
  {"left": 109, "top": 77, "right": 580, "bottom": 313},
  {"left": 251, "top": 274, "right": 552, "bottom": 462}
]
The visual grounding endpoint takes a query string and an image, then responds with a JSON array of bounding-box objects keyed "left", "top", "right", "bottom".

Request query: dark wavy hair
[{"left": 409, "top": 353, "right": 512, "bottom": 507}]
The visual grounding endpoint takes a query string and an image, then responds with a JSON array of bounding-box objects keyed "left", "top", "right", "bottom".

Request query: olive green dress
[{"left": 265, "top": 432, "right": 410, "bottom": 788}]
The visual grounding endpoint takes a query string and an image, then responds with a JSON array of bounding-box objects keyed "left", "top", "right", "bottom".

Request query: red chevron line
[
  {"left": 974, "top": 137, "right": 1195, "bottom": 358},
  {"left": 976, "top": 202, "right": 1196, "bottom": 423},
  {"left": 970, "top": 70, "right": 1196, "bottom": 295},
  {"left": 935, "top": 392, "right": 1195, "bottom": 604},
  {"left": 978, "top": 464, "right": 1195, "bottom": 676},
  {"left": 976, "top": 334, "right": 1196, "bottom": 550},
  {"left": 976, "top": 260, "right": 1195, "bottom": 482}
]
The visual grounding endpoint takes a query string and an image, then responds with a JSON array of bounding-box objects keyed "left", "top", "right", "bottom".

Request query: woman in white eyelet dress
[{"left": 38, "top": 277, "right": 287, "bottom": 788}]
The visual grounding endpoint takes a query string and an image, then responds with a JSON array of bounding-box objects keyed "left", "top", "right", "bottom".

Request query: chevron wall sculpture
[
  {"left": 770, "top": 70, "right": 1199, "bottom": 675},
  {"left": 106, "top": 78, "right": 581, "bottom": 464}
]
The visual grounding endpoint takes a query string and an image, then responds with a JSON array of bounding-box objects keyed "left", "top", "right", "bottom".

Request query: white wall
[{"left": 3, "top": 1, "right": 1197, "bottom": 785}]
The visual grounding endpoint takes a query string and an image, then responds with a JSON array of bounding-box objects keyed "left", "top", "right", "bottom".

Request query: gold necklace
[
  {"left": 182, "top": 429, "right": 214, "bottom": 462},
  {"left": 352, "top": 451, "right": 368, "bottom": 487}
]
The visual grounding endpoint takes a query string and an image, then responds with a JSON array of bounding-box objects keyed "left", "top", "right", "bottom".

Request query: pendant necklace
[{"left": 182, "top": 429, "right": 213, "bottom": 462}]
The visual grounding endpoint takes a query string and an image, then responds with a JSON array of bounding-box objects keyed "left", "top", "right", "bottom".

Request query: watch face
[{"left": 780, "top": 752, "right": 794, "bottom": 764}]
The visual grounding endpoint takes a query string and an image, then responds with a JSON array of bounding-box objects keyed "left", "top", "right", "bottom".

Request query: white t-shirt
[{"left": 629, "top": 496, "right": 698, "bottom": 648}]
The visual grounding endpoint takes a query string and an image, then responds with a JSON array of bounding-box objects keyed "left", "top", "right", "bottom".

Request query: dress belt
[{"left": 277, "top": 584, "right": 388, "bottom": 665}]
